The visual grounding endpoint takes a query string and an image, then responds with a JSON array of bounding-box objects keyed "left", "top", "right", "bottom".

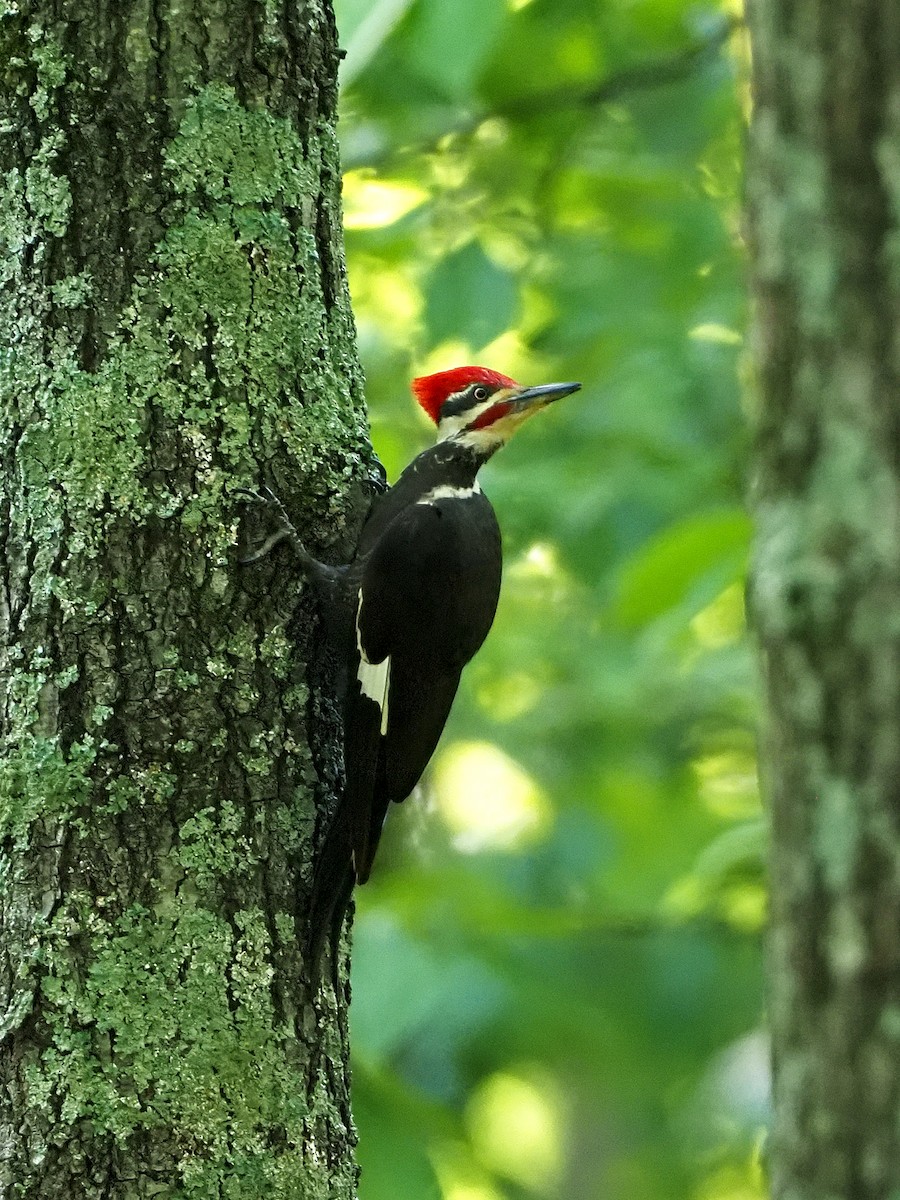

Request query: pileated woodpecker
[{"left": 245, "top": 366, "right": 580, "bottom": 964}]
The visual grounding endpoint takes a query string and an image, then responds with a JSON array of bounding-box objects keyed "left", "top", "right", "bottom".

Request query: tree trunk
[
  {"left": 0, "top": 3, "right": 371, "bottom": 1195},
  {"left": 747, "top": 1, "right": 900, "bottom": 1196}
]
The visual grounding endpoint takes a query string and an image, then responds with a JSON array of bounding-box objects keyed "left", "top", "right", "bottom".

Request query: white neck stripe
[{"left": 416, "top": 482, "right": 482, "bottom": 505}]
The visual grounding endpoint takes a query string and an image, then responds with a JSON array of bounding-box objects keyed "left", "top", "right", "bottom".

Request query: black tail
[
  {"left": 307, "top": 813, "right": 357, "bottom": 985},
  {"left": 307, "top": 673, "right": 391, "bottom": 980}
]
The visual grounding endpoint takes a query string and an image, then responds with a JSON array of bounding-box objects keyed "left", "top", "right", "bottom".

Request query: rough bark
[
  {"left": 747, "top": 1, "right": 900, "bottom": 1197},
  {"left": 0, "top": 3, "right": 373, "bottom": 1196}
]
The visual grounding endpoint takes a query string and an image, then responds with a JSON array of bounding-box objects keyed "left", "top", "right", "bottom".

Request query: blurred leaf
[
  {"left": 613, "top": 509, "right": 751, "bottom": 628},
  {"left": 425, "top": 242, "right": 517, "bottom": 351},
  {"left": 338, "top": 0, "right": 416, "bottom": 86},
  {"left": 351, "top": 911, "right": 506, "bottom": 1070},
  {"left": 355, "top": 1072, "right": 444, "bottom": 1200},
  {"left": 693, "top": 818, "right": 768, "bottom": 883},
  {"left": 401, "top": 0, "right": 507, "bottom": 100}
]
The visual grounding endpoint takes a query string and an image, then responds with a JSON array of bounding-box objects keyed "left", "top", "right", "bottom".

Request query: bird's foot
[{"left": 235, "top": 486, "right": 315, "bottom": 568}]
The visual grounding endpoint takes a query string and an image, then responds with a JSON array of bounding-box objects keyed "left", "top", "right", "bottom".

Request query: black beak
[{"left": 511, "top": 381, "right": 582, "bottom": 408}]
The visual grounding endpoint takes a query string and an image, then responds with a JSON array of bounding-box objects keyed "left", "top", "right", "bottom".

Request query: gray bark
[
  {"left": 0, "top": 3, "right": 371, "bottom": 1195},
  {"left": 747, "top": 1, "right": 900, "bottom": 1196}
]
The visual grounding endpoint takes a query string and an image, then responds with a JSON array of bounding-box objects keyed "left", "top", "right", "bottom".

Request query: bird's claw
[
  {"left": 233, "top": 485, "right": 281, "bottom": 511},
  {"left": 235, "top": 485, "right": 308, "bottom": 565},
  {"left": 239, "top": 528, "right": 292, "bottom": 564}
]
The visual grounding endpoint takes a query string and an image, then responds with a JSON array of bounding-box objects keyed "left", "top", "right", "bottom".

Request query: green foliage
[{"left": 334, "top": 0, "right": 762, "bottom": 1197}]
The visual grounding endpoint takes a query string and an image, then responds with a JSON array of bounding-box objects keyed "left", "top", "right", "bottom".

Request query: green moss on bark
[
  {"left": 27, "top": 901, "right": 323, "bottom": 1198},
  {"left": 4, "top": 82, "right": 366, "bottom": 545}
]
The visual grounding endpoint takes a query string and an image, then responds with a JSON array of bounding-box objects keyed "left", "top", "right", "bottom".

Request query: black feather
[{"left": 307, "top": 450, "right": 503, "bottom": 978}]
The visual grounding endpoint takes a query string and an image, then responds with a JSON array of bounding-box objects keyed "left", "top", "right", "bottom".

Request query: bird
[{"left": 243, "top": 365, "right": 580, "bottom": 969}]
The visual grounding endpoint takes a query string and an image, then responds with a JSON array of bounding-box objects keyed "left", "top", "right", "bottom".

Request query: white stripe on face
[{"left": 436, "top": 395, "right": 500, "bottom": 441}]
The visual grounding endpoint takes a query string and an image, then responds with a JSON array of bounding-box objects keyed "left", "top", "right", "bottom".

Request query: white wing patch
[{"left": 356, "top": 589, "right": 390, "bottom": 736}]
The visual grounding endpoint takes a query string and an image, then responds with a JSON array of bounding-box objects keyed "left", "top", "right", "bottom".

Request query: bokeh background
[{"left": 333, "top": 1, "right": 764, "bottom": 1197}]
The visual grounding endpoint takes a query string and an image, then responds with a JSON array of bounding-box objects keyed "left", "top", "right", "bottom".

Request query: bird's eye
[{"left": 473, "top": 386, "right": 488, "bottom": 401}]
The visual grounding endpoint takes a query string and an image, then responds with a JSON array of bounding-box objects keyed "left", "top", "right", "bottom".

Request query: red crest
[{"left": 411, "top": 366, "right": 518, "bottom": 424}]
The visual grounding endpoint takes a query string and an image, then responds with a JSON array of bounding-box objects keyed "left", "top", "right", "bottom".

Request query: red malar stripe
[{"left": 469, "top": 401, "right": 513, "bottom": 430}]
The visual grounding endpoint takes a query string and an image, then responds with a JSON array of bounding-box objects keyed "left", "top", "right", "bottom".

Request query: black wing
[
  {"left": 355, "top": 494, "right": 501, "bottom": 868},
  {"left": 308, "top": 494, "right": 501, "bottom": 967}
]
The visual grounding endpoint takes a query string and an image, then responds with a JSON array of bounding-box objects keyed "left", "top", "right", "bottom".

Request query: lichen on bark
[{"left": 1, "top": 4, "right": 369, "bottom": 1195}]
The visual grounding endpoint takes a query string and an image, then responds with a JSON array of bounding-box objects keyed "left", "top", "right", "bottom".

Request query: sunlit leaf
[
  {"left": 343, "top": 171, "right": 429, "bottom": 229},
  {"left": 466, "top": 1070, "right": 564, "bottom": 1190}
]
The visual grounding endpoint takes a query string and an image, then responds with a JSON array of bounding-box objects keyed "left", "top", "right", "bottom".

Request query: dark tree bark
[
  {"left": 0, "top": 3, "right": 373, "bottom": 1195},
  {"left": 747, "top": 1, "right": 900, "bottom": 1196}
]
